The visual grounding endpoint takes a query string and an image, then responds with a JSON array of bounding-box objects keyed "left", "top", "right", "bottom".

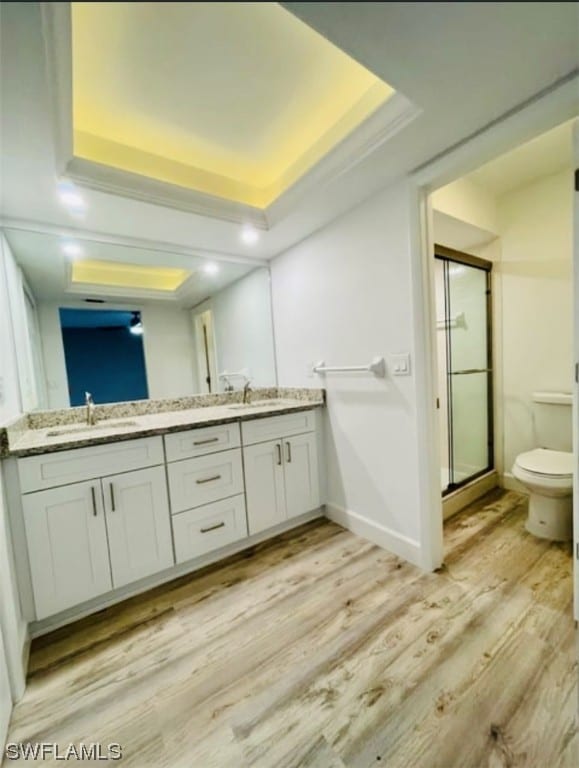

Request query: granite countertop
[{"left": 1, "top": 388, "right": 325, "bottom": 458}]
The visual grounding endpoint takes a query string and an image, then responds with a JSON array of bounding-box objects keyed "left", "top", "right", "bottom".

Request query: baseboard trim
[
  {"left": 502, "top": 473, "right": 529, "bottom": 495},
  {"left": 14, "top": 625, "right": 29, "bottom": 702},
  {"left": 325, "top": 503, "right": 421, "bottom": 567},
  {"left": 30, "top": 508, "right": 324, "bottom": 638}
]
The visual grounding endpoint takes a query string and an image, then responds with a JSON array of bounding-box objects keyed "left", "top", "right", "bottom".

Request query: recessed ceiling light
[
  {"left": 203, "top": 262, "right": 220, "bottom": 275},
  {"left": 240, "top": 225, "right": 259, "bottom": 245},
  {"left": 61, "top": 240, "right": 83, "bottom": 259},
  {"left": 57, "top": 180, "right": 86, "bottom": 215}
]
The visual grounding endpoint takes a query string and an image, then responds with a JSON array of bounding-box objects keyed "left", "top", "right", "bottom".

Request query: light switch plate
[{"left": 390, "top": 353, "right": 411, "bottom": 376}]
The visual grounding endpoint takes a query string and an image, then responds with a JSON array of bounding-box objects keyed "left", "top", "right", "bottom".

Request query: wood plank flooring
[{"left": 3, "top": 489, "right": 578, "bottom": 767}]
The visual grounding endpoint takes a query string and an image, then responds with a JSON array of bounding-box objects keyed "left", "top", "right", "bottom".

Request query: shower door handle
[{"left": 450, "top": 368, "right": 492, "bottom": 375}]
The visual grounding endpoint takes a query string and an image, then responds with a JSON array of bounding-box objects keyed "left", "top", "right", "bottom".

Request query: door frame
[
  {"left": 407, "top": 72, "right": 578, "bottom": 574},
  {"left": 572, "top": 121, "right": 579, "bottom": 619},
  {"left": 192, "top": 305, "right": 218, "bottom": 394}
]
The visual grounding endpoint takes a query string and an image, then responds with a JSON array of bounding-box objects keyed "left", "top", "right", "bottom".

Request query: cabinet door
[
  {"left": 103, "top": 466, "right": 174, "bottom": 589},
  {"left": 283, "top": 433, "right": 320, "bottom": 519},
  {"left": 22, "top": 481, "right": 112, "bottom": 620},
  {"left": 243, "top": 439, "right": 286, "bottom": 535}
]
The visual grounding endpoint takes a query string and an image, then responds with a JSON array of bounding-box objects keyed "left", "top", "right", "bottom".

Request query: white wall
[
  {"left": 140, "top": 304, "right": 197, "bottom": 400},
  {"left": 431, "top": 177, "right": 498, "bottom": 236},
  {"left": 499, "top": 170, "right": 573, "bottom": 480},
  {"left": 0, "top": 237, "right": 24, "bottom": 422},
  {"left": 0, "top": 235, "right": 28, "bottom": 737},
  {"left": 271, "top": 182, "right": 425, "bottom": 563},
  {"left": 0, "top": 630, "right": 11, "bottom": 754},
  {"left": 38, "top": 302, "right": 198, "bottom": 407},
  {"left": 1, "top": 237, "right": 40, "bottom": 413},
  {"left": 210, "top": 268, "right": 276, "bottom": 389}
]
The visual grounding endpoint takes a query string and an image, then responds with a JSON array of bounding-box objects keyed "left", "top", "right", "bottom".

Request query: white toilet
[{"left": 512, "top": 392, "right": 573, "bottom": 542}]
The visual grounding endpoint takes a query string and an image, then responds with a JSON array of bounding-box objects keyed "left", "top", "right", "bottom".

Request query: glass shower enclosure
[{"left": 434, "top": 245, "right": 493, "bottom": 495}]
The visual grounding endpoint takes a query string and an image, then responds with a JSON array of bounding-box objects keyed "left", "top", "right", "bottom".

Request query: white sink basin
[{"left": 46, "top": 420, "right": 139, "bottom": 438}]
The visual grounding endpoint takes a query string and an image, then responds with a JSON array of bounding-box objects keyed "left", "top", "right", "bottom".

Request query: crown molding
[
  {"left": 0, "top": 216, "right": 267, "bottom": 268},
  {"left": 41, "top": 2, "right": 420, "bottom": 229},
  {"left": 65, "top": 157, "right": 268, "bottom": 229}
]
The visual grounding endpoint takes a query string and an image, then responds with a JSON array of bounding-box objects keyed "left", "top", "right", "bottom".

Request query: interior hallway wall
[{"left": 271, "top": 181, "right": 425, "bottom": 564}]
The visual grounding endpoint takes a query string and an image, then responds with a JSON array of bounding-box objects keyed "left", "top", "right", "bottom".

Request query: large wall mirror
[{"left": 1, "top": 228, "right": 277, "bottom": 411}]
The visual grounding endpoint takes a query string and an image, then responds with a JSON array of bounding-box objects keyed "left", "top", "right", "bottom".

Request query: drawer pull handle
[
  {"left": 200, "top": 521, "right": 225, "bottom": 534},
  {"left": 90, "top": 486, "right": 97, "bottom": 517},
  {"left": 286, "top": 441, "right": 292, "bottom": 463},
  {"left": 109, "top": 483, "right": 116, "bottom": 511},
  {"left": 196, "top": 474, "right": 222, "bottom": 485},
  {"left": 276, "top": 443, "right": 282, "bottom": 466},
  {"left": 193, "top": 437, "right": 220, "bottom": 446}
]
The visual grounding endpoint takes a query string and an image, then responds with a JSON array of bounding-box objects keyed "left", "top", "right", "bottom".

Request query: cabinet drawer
[
  {"left": 172, "top": 495, "right": 247, "bottom": 563},
  {"left": 167, "top": 448, "right": 243, "bottom": 513},
  {"left": 18, "top": 437, "right": 164, "bottom": 493},
  {"left": 165, "top": 423, "right": 240, "bottom": 462},
  {"left": 241, "top": 410, "right": 317, "bottom": 446}
]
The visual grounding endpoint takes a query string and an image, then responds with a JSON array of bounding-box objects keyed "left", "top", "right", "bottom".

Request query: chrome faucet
[
  {"left": 85, "top": 392, "right": 97, "bottom": 426},
  {"left": 242, "top": 379, "right": 253, "bottom": 404}
]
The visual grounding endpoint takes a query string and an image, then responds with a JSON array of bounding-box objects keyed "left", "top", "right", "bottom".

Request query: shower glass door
[{"left": 436, "top": 246, "right": 493, "bottom": 494}]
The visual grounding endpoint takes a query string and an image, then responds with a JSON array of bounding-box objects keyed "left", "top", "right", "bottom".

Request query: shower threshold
[{"left": 443, "top": 470, "right": 498, "bottom": 521}]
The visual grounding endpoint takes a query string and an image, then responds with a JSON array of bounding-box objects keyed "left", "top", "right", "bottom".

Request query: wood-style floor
[{"left": 4, "top": 490, "right": 578, "bottom": 767}]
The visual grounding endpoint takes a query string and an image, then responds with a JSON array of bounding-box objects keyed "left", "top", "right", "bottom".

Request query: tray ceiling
[{"left": 71, "top": 2, "right": 395, "bottom": 209}]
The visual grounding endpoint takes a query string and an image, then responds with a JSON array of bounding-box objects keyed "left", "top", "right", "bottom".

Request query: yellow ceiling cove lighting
[
  {"left": 71, "top": 2, "right": 395, "bottom": 209},
  {"left": 71, "top": 260, "right": 191, "bottom": 292}
]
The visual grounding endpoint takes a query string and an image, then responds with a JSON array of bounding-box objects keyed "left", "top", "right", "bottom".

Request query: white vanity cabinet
[
  {"left": 166, "top": 423, "right": 248, "bottom": 564},
  {"left": 242, "top": 414, "right": 320, "bottom": 535},
  {"left": 14, "top": 409, "right": 322, "bottom": 627},
  {"left": 22, "top": 480, "right": 112, "bottom": 620},
  {"left": 102, "top": 465, "right": 173, "bottom": 590},
  {"left": 18, "top": 436, "right": 173, "bottom": 620}
]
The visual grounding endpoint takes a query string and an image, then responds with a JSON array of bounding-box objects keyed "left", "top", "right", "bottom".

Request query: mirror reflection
[{"left": 1, "top": 228, "right": 277, "bottom": 410}]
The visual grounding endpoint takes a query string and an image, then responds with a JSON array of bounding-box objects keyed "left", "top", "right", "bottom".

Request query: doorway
[
  {"left": 192, "top": 308, "right": 218, "bottom": 393},
  {"left": 59, "top": 308, "right": 149, "bottom": 405},
  {"left": 434, "top": 245, "right": 494, "bottom": 495}
]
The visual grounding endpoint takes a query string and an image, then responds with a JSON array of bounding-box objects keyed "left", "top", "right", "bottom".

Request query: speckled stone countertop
[{"left": 0, "top": 388, "right": 325, "bottom": 458}]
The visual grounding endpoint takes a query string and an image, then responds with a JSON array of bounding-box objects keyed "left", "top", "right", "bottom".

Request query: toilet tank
[{"left": 532, "top": 392, "right": 572, "bottom": 451}]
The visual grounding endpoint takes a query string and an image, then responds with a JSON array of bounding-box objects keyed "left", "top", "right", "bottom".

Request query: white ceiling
[
  {"left": 72, "top": 3, "right": 392, "bottom": 186},
  {"left": 468, "top": 119, "right": 574, "bottom": 198},
  {"left": 3, "top": 228, "right": 254, "bottom": 306},
  {"left": 1, "top": 2, "right": 577, "bottom": 261}
]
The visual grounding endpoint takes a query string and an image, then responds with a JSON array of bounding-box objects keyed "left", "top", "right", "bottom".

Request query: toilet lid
[{"left": 516, "top": 448, "right": 574, "bottom": 477}]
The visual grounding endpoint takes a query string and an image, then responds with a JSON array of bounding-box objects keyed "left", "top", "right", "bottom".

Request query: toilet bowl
[{"left": 512, "top": 448, "right": 573, "bottom": 541}]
